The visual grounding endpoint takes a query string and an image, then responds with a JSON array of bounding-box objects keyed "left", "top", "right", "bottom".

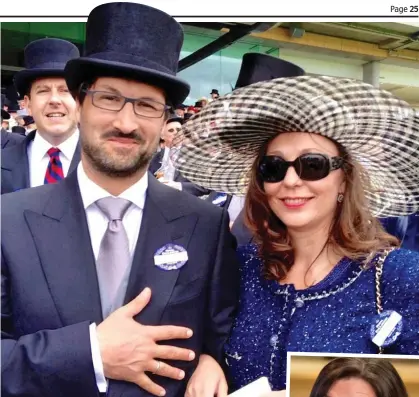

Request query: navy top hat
[
  {"left": 210, "top": 89, "right": 219, "bottom": 95},
  {"left": 14, "top": 38, "right": 80, "bottom": 96},
  {"left": 234, "top": 53, "right": 305, "bottom": 90},
  {"left": 65, "top": 2, "right": 190, "bottom": 107}
]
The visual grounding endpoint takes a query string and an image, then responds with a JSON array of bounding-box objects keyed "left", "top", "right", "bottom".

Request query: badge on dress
[
  {"left": 212, "top": 193, "right": 228, "bottom": 206},
  {"left": 154, "top": 244, "right": 188, "bottom": 271},
  {"left": 370, "top": 310, "right": 403, "bottom": 347}
]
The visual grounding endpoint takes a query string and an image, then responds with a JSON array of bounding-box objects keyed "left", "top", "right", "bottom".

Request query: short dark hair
[{"left": 309, "top": 357, "right": 408, "bottom": 397}]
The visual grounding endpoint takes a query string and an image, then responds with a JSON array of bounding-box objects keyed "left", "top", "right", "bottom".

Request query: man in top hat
[
  {"left": 1, "top": 38, "right": 81, "bottom": 194},
  {"left": 1, "top": 3, "right": 239, "bottom": 397},
  {"left": 150, "top": 114, "right": 184, "bottom": 177},
  {"left": 205, "top": 53, "right": 305, "bottom": 233},
  {"left": 174, "top": 104, "right": 186, "bottom": 118},
  {"left": 1, "top": 95, "right": 25, "bottom": 149},
  {"left": 150, "top": 114, "right": 211, "bottom": 197},
  {"left": 209, "top": 89, "right": 219, "bottom": 101}
]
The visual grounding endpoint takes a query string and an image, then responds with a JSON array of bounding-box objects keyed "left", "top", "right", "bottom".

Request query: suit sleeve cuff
[{"left": 89, "top": 322, "right": 108, "bottom": 393}]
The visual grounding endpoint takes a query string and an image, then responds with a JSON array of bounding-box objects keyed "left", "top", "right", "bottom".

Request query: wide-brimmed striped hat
[{"left": 172, "top": 75, "right": 419, "bottom": 217}]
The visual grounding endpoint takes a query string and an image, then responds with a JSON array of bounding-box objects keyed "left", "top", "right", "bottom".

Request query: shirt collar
[
  {"left": 77, "top": 162, "right": 148, "bottom": 211},
  {"left": 32, "top": 129, "right": 79, "bottom": 163}
]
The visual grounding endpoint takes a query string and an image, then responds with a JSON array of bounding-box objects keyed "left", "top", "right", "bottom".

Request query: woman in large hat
[{"left": 176, "top": 75, "right": 419, "bottom": 395}]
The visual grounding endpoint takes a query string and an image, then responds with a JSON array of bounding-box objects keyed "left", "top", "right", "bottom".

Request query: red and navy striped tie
[{"left": 44, "top": 147, "right": 64, "bottom": 184}]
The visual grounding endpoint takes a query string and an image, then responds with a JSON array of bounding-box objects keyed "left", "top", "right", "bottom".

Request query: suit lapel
[
  {"left": 124, "top": 174, "right": 198, "bottom": 325},
  {"left": 23, "top": 172, "right": 103, "bottom": 326}
]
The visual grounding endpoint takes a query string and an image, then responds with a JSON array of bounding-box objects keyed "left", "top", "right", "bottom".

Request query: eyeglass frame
[{"left": 81, "top": 88, "right": 172, "bottom": 118}]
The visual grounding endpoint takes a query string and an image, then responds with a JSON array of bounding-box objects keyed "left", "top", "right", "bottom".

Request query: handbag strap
[{"left": 374, "top": 247, "right": 395, "bottom": 354}]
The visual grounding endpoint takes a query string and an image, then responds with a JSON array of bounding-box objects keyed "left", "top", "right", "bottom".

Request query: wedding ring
[{"left": 153, "top": 360, "right": 161, "bottom": 374}]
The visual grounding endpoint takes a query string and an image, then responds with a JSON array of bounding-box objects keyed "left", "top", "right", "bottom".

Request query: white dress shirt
[
  {"left": 27, "top": 129, "right": 80, "bottom": 187},
  {"left": 77, "top": 162, "right": 148, "bottom": 393}
]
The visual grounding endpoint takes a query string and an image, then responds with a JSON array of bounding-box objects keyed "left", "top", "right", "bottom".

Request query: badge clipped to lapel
[
  {"left": 154, "top": 244, "right": 188, "bottom": 271},
  {"left": 370, "top": 310, "right": 403, "bottom": 348},
  {"left": 212, "top": 192, "right": 228, "bottom": 207}
]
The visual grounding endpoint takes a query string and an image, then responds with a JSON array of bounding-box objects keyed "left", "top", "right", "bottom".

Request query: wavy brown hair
[
  {"left": 309, "top": 357, "right": 409, "bottom": 397},
  {"left": 244, "top": 134, "right": 400, "bottom": 281}
]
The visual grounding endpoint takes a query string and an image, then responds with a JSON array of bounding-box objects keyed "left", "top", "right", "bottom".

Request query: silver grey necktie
[{"left": 95, "top": 197, "right": 132, "bottom": 319}]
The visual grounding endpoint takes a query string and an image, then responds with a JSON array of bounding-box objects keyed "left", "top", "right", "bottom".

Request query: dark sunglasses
[{"left": 259, "top": 153, "right": 344, "bottom": 183}]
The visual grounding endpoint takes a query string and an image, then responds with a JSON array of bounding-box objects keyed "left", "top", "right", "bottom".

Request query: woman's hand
[{"left": 185, "top": 354, "right": 228, "bottom": 397}]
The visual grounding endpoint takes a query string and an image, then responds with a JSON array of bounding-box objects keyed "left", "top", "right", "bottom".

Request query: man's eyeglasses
[{"left": 83, "top": 89, "right": 171, "bottom": 118}]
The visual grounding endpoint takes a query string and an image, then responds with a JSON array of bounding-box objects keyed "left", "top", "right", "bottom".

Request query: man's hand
[{"left": 97, "top": 288, "right": 195, "bottom": 396}]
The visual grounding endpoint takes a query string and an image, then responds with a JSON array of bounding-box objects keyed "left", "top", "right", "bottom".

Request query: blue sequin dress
[{"left": 224, "top": 244, "right": 419, "bottom": 391}]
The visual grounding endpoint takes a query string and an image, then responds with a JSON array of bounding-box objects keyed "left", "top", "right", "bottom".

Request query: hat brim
[
  {"left": 1, "top": 109, "right": 10, "bottom": 120},
  {"left": 14, "top": 69, "right": 66, "bottom": 97},
  {"left": 167, "top": 116, "right": 184, "bottom": 124},
  {"left": 65, "top": 57, "right": 190, "bottom": 107},
  {"left": 172, "top": 75, "right": 419, "bottom": 217}
]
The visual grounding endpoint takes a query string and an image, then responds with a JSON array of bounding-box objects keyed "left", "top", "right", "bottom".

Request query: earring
[{"left": 337, "top": 193, "right": 344, "bottom": 203}]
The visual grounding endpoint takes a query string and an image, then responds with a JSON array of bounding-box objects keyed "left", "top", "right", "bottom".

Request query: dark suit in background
[
  {"left": 149, "top": 149, "right": 211, "bottom": 197},
  {"left": 1, "top": 129, "right": 25, "bottom": 149}
]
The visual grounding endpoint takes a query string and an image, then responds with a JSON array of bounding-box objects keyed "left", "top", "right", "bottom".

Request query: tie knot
[
  {"left": 47, "top": 147, "right": 61, "bottom": 158},
  {"left": 96, "top": 197, "right": 132, "bottom": 221}
]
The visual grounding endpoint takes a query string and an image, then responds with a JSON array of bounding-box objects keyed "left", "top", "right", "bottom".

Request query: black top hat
[
  {"left": 7, "top": 102, "right": 20, "bottom": 112},
  {"left": 210, "top": 89, "right": 219, "bottom": 95},
  {"left": 65, "top": 2, "right": 190, "bottom": 107},
  {"left": 1, "top": 109, "right": 10, "bottom": 120},
  {"left": 22, "top": 115, "right": 35, "bottom": 126},
  {"left": 11, "top": 125, "right": 27, "bottom": 135},
  {"left": 1, "top": 94, "right": 11, "bottom": 108},
  {"left": 1, "top": 94, "right": 11, "bottom": 120},
  {"left": 14, "top": 38, "right": 80, "bottom": 96},
  {"left": 167, "top": 115, "right": 183, "bottom": 124},
  {"left": 234, "top": 53, "right": 305, "bottom": 89}
]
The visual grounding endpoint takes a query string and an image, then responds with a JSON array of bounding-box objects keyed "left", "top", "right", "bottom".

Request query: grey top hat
[
  {"left": 14, "top": 38, "right": 80, "bottom": 96},
  {"left": 65, "top": 2, "right": 190, "bottom": 107}
]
